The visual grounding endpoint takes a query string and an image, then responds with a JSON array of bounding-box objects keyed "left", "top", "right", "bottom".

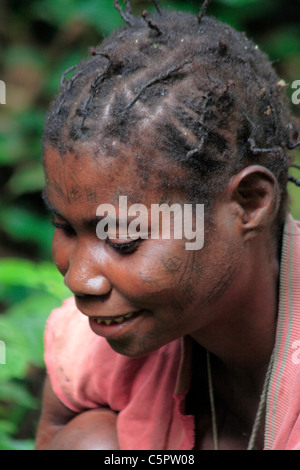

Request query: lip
[{"left": 88, "top": 309, "right": 146, "bottom": 339}]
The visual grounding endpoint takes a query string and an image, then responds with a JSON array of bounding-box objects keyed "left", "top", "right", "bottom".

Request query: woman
[{"left": 35, "top": 2, "right": 300, "bottom": 450}]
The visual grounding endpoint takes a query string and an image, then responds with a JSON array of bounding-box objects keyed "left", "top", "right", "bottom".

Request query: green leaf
[
  {"left": 0, "top": 258, "right": 70, "bottom": 299},
  {"left": 0, "top": 257, "right": 70, "bottom": 381},
  {"left": 0, "top": 432, "right": 34, "bottom": 450},
  {"left": 0, "top": 122, "right": 24, "bottom": 165},
  {"left": 218, "top": 0, "right": 260, "bottom": 6},
  {"left": 0, "top": 319, "right": 30, "bottom": 381},
  {"left": 260, "top": 27, "right": 300, "bottom": 60},
  {"left": 0, "top": 291, "right": 70, "bottom": 380},
  {"left": 0, "top": 420, "right": 16, "bottom": 435},
  {"left": 2, "top": 45, "right": 46, "bottom": 69},
  {"left": 6, "top": 164, "right": 45, "bottom": 196},
  {"left": 0, "top": 382, "right": 36, "bottom": 409},
  {"left": 31, "top": 0, "right": 123, "bottom": 34},
  {"left": 75, "top": 0, "right": 124, "bottom": 35},
  {"left": 0, "top": 206, "right": 54, "bottom": 257}
]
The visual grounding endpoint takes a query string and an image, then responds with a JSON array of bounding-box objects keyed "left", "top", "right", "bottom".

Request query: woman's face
[{"left": 43, "top": 143, "right": 242, "bottom": 357}]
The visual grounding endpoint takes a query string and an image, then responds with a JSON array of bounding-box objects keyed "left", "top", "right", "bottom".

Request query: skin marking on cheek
[
  {"left": 67, "top": 167, "right": 85, "bottom": 202},
  {"left": 138, "top": 272, "right": 162, "bottom": 288},
  {"left": 200, "top": 265, "right": 239, "bottom": 309},
  {"left": 191, "top": 258, "right": 204, "bottom": 277},
  {"left": 70, "top": 185, "right": 82, "bottom": 201},
  {"left": 85, "top": 186, "right": 97, "bottom": 203},
  {"left": 159, "top": 255, "right": 182, "bottom": 273},
  {"left": 109, "top": 186, "right": 144, "bottom": 206},
  {"left": 51, "top": 178, "right": 68, "bottom": 202},
  {"left": 54, "top": 157, "right": 84, "bottom": 204},
  {"left": 181, "top": 282, "right": 197, "bottom": 304}
]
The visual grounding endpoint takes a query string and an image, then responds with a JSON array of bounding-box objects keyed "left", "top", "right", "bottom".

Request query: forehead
[{"left": 43, "top": 143, "right": 189, "bottom": 206}]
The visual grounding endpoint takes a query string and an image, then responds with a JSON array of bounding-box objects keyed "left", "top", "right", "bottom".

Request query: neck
[
  {"left": 190, "top": 233, "right": 280, "bottom": 449},
  {"left": 191, "top": 236, "right": 279, "bottom": 385}
]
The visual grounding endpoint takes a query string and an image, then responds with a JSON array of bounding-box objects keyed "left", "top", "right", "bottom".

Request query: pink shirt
[{"left": 44, "top": 215, "right": 300, "bottom": 450}]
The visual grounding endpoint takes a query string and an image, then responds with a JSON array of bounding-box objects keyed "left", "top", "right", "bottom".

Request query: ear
[{"left": 226, "top": 165, "right": 280, "bottom": 237}]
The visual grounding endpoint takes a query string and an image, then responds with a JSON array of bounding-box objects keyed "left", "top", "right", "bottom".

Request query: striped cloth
[{"left": 265, "top": 215, "right": 300, "bottom": 450}]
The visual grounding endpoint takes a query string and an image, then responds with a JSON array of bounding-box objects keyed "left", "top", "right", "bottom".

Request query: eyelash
[
  {"left": 52, "top": 220, "right": 141, "bottom": 254},
  {"left": 106, "top": 238, "right": 141, "bottom": 254},
  {"left": 51, "top": 220, "right": 75, "bottom": 236}
]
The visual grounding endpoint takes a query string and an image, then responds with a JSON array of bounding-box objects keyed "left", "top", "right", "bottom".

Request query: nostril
[
  {"left": 75, "top": 292, "right": 111, "bottom": 303},
  {"left": 63, "top": 272, "right": 87, "bottom": 297}
]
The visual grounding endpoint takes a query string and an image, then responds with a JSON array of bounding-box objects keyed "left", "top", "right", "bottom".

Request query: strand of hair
[
  {"left": 186, "top": 92, "right": 210, "bottom": 158},
  {"left": 113, "top": 0, "right": 134, "bottom": 26},
  {"left": 198, "top": 0, "right": 211, "bottom": 24},
  {"left": 290, "top": 163, "right": 300, "bottom": 170},
  {"left": 186, "top": 134, "right": 206, "bottom": 159},
  {"left": 248, "top": 138, "right": 283, "bottom": 157},
  {"left": 124, "top": 0, "right": 132, "bottom": 15},
  {"left": 288, "top": 175, "right": 300, "bottom": 186},
  {"left": 80, "top": 70, "right": 110, "bottom": 127},
  {"left": 124, "top": 57, "right": 194, "bottom": 112},
  {"left": 60, "top": 65, "right": 77, "bottom": 87},
  {"left": 287, "top": 140, "right": 300, "bottom": 150},
  {"left": 57, "top": 66, "right": 82, "bottom": 114},
  {"left": 152, "top": 0, "right": 162, "bottom": 14},
  {"left": 78, "top": 57, "right": 113, "bottom": 129},
  {"left": 141, "top": 10, "right": 162, "bottom": 36},
  {"left": 91, "top": 63, "right": 112, "bottom": 92}
]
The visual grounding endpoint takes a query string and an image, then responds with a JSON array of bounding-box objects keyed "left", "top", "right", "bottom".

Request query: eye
[
  {"left": 106, "top": 238, "right": 141, "bottom": 254},
  {"left": 51, "top": 219, "right": 76, "bottom": 237}
]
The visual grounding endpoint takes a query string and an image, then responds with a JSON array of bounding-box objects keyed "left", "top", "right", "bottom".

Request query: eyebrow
[
  {"left": 41, "top": 190, "right": 140, "bottom": 227},
  {"left": 42, "top": 190, "right": 65, "bottom": 219},
  {"left": 42, "top": 190, "right": 98, "bottom": 225}
]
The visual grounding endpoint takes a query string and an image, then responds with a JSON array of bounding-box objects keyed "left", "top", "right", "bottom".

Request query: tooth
[
  {"left": 124, "top": 312, "right": 134, "bottom": 319},
  {"left": 95, "top": 313, "right": 135, "bottom": 325},
  {"left": 114, "top": 316, "right": 125, "bottom": 323}
]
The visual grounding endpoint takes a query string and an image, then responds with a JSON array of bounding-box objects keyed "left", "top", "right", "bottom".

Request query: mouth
[
  {"left": 93, "top": 311, "right": 136, "bottom": 326},
  {"left": 88, "top": 310, "right": 146, "bottom": 338}
]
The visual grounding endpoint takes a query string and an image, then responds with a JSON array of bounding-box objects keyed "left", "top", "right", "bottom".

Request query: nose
[{"left": 64, "top": 241, "right": 112, "bottom": 297}]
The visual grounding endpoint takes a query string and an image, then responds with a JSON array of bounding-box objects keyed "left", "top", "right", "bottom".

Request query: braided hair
[{"left": 42, "top": 1, "right": 300, "bottom": 237}]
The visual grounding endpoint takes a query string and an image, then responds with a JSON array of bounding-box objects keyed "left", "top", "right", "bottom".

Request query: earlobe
[{"left": 228, "top": 165, "right": 280, "bottom": 234}]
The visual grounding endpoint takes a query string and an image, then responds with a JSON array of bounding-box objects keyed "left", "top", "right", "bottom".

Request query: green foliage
[
  {"left": 0, "top": 258, "right": 70, "bottom": 449},
  {"left": 0, "top": 0, "right": 299, "bottom": 450}
]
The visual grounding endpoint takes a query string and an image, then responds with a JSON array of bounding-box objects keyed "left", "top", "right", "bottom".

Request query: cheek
[
  {"left": 51, "top": 232, "right": 71, "bottom": 276},
  {"left": 128, "top": 242, "right": 192, "bottom": 299}
]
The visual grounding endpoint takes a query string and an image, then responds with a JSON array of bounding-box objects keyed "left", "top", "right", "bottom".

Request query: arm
[{"left": 35, "top": 376, "right": 120, "bottom": 450}]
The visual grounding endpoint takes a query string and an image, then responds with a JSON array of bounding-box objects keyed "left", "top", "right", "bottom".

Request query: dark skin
[{"left": 35, "top": 141, "right": 280, "bottom": 450}]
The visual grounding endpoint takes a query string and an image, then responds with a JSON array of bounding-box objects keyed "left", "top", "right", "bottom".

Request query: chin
[{"left": 106, "top": 337, "right": 158, "bottom": 358}]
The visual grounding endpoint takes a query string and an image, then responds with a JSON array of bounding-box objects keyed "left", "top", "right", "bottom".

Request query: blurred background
[{"left": 0, "top": 0, "right": 299, "bottom": 450}]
